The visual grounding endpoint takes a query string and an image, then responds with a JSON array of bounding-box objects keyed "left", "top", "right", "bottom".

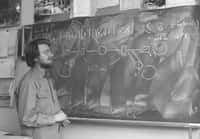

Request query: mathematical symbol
[
  {"left": 98, "top": 45, "right": 107, "bottom": 55},
  {"left": 121, "top": 45, "right": 128, "bottom": 56},
  {"left": 80, "top": 48, "right": 86, "bottom": 56}
]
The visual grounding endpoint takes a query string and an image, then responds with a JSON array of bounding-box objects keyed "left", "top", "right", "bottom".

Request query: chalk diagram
[
  {"left": 55, "top": 41, "right": 167, "bottom": 80},
  {"left": 54, "top": 20, "right": 169, "bottom": 80}
]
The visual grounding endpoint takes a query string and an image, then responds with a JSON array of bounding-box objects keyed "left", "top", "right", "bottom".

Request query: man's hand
[
  {"left": 61, "top": 119, "right": 71, "bottom": 127},
  {"left": 54, "top": 111, "right": 67, "bottom": 122}
]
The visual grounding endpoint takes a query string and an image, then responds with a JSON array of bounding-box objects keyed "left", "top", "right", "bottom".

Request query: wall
[
  {"left": 0, "top": 0, "right": 32, "bottom": 135},
  {"left": 73, "top": 0, "right": 91, "bottom": 17},
  {"left": 91, "top": 0, "right": 119, "bottom": 16},
  {"left": 166, "top": 0, "right": 196, "bottom": 7},
  {"left": 120, "top": 0, "right": 142, "bottom": 10},
  {"left": 21, "top": 0, "right": 34, "bottom": 25}
]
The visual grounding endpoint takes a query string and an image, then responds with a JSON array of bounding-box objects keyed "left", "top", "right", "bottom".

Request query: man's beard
[{"left": 40, "top": 63, "right": 53, "bottom": 69}]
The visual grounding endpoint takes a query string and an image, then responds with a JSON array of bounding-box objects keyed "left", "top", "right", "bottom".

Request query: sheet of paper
[
  {"left": 8, "top": 30, "right": 18, "bottom": 56},
  {"left": 0, "top": 79, "right": 12, "bottom": 94},
  {"left": 0, "top": 57, "right": 15, "bottom": 78},
  {"left": 0, "top": 31, "right": 9, "bottom": 57}
]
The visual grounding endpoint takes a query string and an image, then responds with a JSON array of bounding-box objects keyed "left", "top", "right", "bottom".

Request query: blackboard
[{"left": 23, "top": 5, "right": 200, "bottom": 126}]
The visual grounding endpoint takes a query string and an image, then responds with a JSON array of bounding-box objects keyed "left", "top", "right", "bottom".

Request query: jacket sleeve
[{"left": 19, "top": 80, "right": 56, "bottom": 127}]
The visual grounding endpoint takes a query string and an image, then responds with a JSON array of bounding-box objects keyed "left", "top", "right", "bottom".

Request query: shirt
[{"left": 17, "top": 67, "right": 61, "bottom": 127}]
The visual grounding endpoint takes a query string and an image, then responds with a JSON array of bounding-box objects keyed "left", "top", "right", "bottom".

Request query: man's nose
[{"left": 49, "top": 52, "right": 54, "bottom": 57}]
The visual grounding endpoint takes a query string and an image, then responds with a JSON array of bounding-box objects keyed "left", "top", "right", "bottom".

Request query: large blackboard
[{"left": 23, "top": 5, "right": 200, "bottom": 125}]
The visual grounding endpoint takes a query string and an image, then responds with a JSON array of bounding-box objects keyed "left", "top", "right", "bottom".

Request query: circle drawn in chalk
[
  {"left": 157, "top": 22, "right": 164, "bottom": 32},
  {"left": 98, "top": 45, "right": 107, "bottom": 55},
  {"left": 146, "top": 22, "right": 165, "bottom": 33},
  {"left": 153, "top": 42, "right": 168, "bottom": 56},
  {"left": 143, "top": 46, "right": 152, "bottom": 56},
  {"left": 136, "top": 62, "right": 143, "bottom": 70},
  {"left": 145, "top": 22, "right": 153, "bottom": 33},
  {"left": 141, "top": 65, "right": 156, "bottom": 80},
  {"left": 57, "top": 60, "right": 72, "bottom": 78}
]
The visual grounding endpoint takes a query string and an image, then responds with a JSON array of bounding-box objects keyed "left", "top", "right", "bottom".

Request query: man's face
[{"left": 37, "top": 43, "right": 54, "bottom": 68}]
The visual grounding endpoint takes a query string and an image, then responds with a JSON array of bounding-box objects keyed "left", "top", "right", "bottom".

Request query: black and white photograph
[{"left": 1, "top": 0, "right": 200, "bottom": 139}]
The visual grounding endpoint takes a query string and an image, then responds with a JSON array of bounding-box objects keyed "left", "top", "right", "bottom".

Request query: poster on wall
[
  {"left": 0, "top": 29, "right": 18, "bottom": 78},
  {"left": 0, "top": 30, "right": 18, "bottom": 57},
  {"left": 142, "top": 0, "right": 166, "bottom": 9},
  {"left": 0, "top": 29, "right": 18, "bottom": 107},
  {"left": 24, "top": 5, "right": 200, "bottom": 126},
  {"left": 0, "top": 0, "right": 21, "bottom": 28},
  {"left": 34, "top": 0, "right": 72, "bottom": 23},
  {"left": 0, "top": 57, "right": 15, "bottom": 78}
]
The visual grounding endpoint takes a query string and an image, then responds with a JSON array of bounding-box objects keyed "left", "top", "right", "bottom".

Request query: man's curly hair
[{"left": 24, "top": 38, "right": 51, "bottom": 68}]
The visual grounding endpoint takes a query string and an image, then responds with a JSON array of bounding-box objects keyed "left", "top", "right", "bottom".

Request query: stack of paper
[
  {"left": 0, "top": 31, "right": 9, "bottom": 57},
  {"left": 0, "top": 57, "right": 15, "bottom": 78}
]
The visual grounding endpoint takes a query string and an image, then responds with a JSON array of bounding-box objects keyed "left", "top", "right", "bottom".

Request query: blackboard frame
[{"left": 21, "top": 5, "right": 200, "bottom": 127}]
